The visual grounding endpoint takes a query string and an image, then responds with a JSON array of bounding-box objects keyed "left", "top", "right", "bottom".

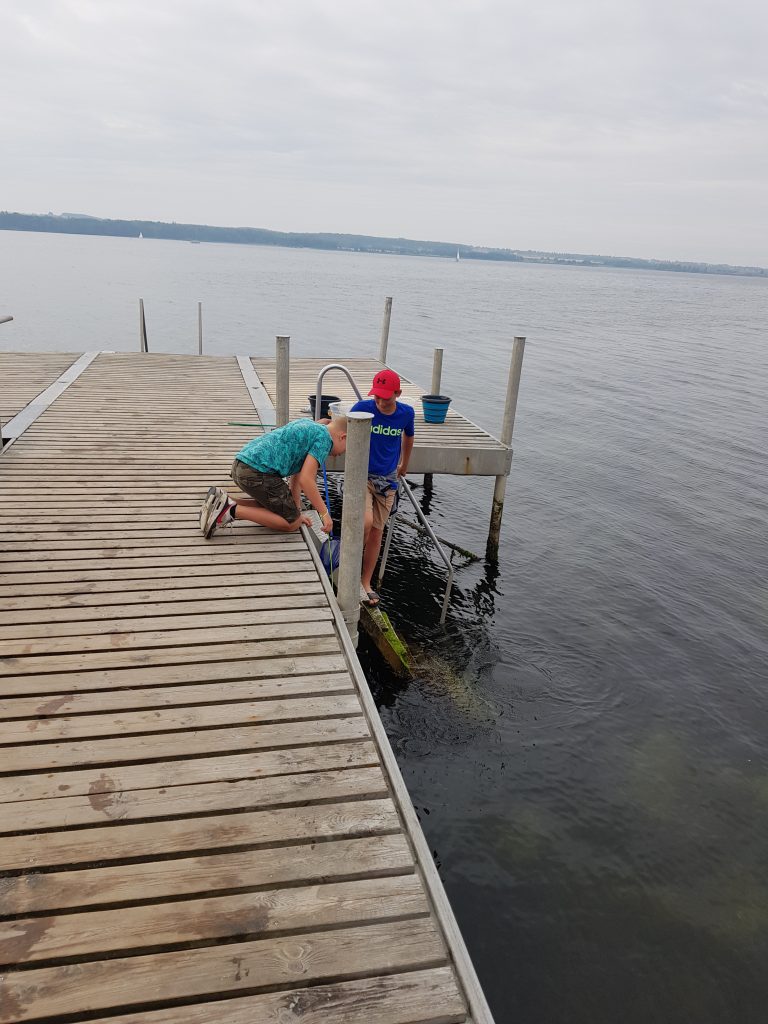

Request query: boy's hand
[
  {"left": 396, "top": 463, "right": 408, "bottom": 478},
  {"left": 320, "top": 511, "right": 333, "bottom": 534}
]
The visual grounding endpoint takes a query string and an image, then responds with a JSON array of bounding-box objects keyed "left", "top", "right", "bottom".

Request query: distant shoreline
[{"left": 1, "top": 211, "right": 765, "bottom": 279}]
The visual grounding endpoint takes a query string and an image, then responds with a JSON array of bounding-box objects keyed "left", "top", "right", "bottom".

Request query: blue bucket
[{"left": 421, "top": 394, "right": 451, "bottom": 424}]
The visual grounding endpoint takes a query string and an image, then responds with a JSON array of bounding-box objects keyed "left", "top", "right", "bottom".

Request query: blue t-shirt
[
  {"left": 236, "top": 419, "right": 333, "bottom": 477},
  {"left": 350, "top": 399, "right": 415, "bottom": 484}
]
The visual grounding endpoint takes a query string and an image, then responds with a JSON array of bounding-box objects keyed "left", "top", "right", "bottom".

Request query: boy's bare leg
[
  {"left": 233, "top": 503, "right": 310, "bottom": 533},
  {"left": 360, "top": 525, "right": 384, "bottom": 594}
]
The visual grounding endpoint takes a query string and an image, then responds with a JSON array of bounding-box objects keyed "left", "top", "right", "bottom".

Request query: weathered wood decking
[
  {"left": 0, "top": 352, "right": 492, "bottom": 1024},
  {"left": 0, "top": 351, "right": 80, "bottom": 429}
]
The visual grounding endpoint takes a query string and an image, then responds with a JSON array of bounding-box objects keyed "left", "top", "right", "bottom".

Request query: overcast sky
[{"left": 2, "top": 0, "right": 767, "bottom": 265}]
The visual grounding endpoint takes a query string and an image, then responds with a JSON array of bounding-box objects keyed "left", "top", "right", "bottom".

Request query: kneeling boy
[{"left": 201, "top": 416, "right": 347, "bottom": 538}]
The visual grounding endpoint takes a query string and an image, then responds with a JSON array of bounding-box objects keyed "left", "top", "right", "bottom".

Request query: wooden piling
[
  {"left": 378, "top": 297, "right": 393, "bottom": 364},
  {"left": 486, "top": 336, "right": 526, "bottom": 560},
  {"left": 275, "top": 335, "right": 290, "bottom": 427}
]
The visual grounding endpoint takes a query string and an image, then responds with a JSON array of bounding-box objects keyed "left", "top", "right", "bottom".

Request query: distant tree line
[{"left": 1, "top": 211, "right": 765, "bottom": 278}]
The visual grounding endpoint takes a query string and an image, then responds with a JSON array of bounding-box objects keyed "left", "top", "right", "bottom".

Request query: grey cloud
[{"left": 1, "top": 0, "right": 767, "bottom": 263}]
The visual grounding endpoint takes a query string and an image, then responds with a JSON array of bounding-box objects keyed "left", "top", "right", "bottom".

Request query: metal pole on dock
[
  {"left": 487, "top": 335, "right": 526, "bottom": 560},
  {"left": 337, "top": 411, "right": 374, "bottom": 646},
  {"left": 139, "top": 299, "right": 148, "bottom": 353},
  {"left": 378, "top": 297, "right": 393, "bottom": 364},
  {"left": 431, "top": 346, "right": 444, "bottom": 395},
  {"left": 275, "top": 335, "right": 290, "bottom": 427},
  {"left": 424, "top": 346, "right": 444, "bottom": 488},
  {"left": 0, "top": 317, "right": 11, "bottom": 445},
  {"left": 197, "top": 302, "right": 203, "bottom": 355}
]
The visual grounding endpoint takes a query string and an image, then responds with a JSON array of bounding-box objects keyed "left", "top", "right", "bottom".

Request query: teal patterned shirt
[{"left": 236, "top": 419, "right": 333, "bottom": 477}]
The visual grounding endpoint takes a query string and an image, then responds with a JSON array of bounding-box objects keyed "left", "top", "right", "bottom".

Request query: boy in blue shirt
[
  {"left": 350, "top": 370, "right": 415, "bottom": 606},
  {"left": 201, "top": 417, "right": 347, "bottom": 538}
]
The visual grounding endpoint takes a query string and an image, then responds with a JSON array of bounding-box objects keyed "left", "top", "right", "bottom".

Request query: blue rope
[{"left": 321, "top": 463, "right": 334, "bottom": 572}]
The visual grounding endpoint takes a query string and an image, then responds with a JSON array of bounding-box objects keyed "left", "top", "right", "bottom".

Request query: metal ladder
[{"left": 314, "top": 364, "right": 454, "bottom": 624}]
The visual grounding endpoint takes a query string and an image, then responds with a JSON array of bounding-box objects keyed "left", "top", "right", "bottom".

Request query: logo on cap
[{"left": 368, "top": 369, "right": 401, "bottom": 398}]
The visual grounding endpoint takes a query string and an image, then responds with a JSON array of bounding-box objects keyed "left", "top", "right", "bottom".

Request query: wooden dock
[{"left": 0, "top": 352, "right": 493, "bottom": 1024}]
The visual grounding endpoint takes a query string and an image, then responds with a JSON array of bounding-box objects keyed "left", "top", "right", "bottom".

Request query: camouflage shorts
[{"left": 230, "top": 460, "right": 300, "bottom": 523}]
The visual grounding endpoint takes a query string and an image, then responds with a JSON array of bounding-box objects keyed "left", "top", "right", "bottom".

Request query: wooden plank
[
  {"left": 0, "top": 716, "right": 370, "bottom": 774},
  {"left": 1, "top": 875, "right": 428, "bottom": 967},
  {"left": 0, "top": 738, "right": 376, "bottom": 804},
  {"left": 0, "top": 596, "right": 328, "bottom": 639},
  {"left": 0, "top": 763, "right": 387, "bottom": 833},
  {"left": 82, "top": 966, "right": 468, "bottom": 1024},
  {"left": 0, "top": 549, "right": 312, "bottom": 578},
  {"left": 0, "top": 642, "right": 343, "bottom": 695},
  {"left": 0, "top": 620, "right": 336, "bottom": 673},
  {"left": 0, "top": 832, "right": 412, "bottom": 915},
  {"left": 0, "top": 692, "right": 362, "bottom": 745},
  {"left": 0, "top": 669, "right": 353, "bottom": 719},
  {"left": 0, "top": 644, "right": 345, "bottom": 696},
  {"left": 0, "top": 583, "right": 323, "bottom": 621},
  {"left": 0, "top": 568, "right": 318, "bottom": 600},
  {"left": 0, "top": 527, "right": 308, "bottom": 544},
  {"left": 0, "top": 534, "right": 308, "bottom": 552},
  {"left": 0, "top": 934, "right": 462, "bottom": 1024},
  {"left": 0, "top": 796, "right": 399, "bottom": 871}
]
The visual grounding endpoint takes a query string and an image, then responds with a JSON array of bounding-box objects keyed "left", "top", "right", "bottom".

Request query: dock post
[
  {"left": 487, "top": 335, "right": 526, "bottom": 560},
  {"left": 275, "top": 335, "right": 290, "bottom": 427},
  {"left": 378, "top": 297, "right": 393, "bottom": 364},
  {"left": 337, "top": 411, "right": 374, "bottom": 646},
  {"left": 139, "top": 299, "right": 148, "bottom": 353},
  {"left": 0, "top": 316, "right": 10, "bottom": 446},
  {"left": 431, "top": 346, "right": 444, "bottom": 394},
  {"left": 198, "top": 302, "right": 203, "bottom": 355},
  {"left": 424, "top": 346, "right": 444, "bottom": 487}
]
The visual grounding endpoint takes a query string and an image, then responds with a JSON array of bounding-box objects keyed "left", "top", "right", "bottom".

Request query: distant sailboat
[
  {"left": 455, "top": 249, "right": 460, "bottom": 262},
  {"left": 138, "top": 232, "right": 143, "bottom": 239}
]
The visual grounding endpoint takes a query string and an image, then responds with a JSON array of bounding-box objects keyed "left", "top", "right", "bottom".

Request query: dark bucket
[
  {"left": 421, "top": 394, "right": 452, "bottom": 424},
  {"left": 308, "top": 394, "right": 341, "bottom": 419}
]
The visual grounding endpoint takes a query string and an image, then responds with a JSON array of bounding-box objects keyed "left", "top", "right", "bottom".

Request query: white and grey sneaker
[
  {"left": 205, "top": 492, "right": 236, "bottom": 539},
  {"left": 200, "top": 486, "right": 223, "bottom": 536}
]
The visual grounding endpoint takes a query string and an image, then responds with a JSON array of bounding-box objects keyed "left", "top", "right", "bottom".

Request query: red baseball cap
[{"left": 368, "top": 369, "right": 401, "bottom": 399}]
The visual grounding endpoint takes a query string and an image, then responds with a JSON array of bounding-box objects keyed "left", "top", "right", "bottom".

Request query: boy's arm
[
  {"left": 298, "top": 455, "right": 333, "bottom": 533},
  {"left": 397, "top": 434, "right": 414, "bottom": 477},
  {"left": 289, "top": 474, "right": 302, "bottom": 510}
]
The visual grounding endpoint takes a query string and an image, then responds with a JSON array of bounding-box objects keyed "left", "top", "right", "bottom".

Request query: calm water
[{"left": 3, "top": 230, "right": 768, "bottom": 1023}]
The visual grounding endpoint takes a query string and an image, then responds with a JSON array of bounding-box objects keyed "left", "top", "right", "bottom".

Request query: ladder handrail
[{"left": 313, "top": 363, "right": 363, "bottom": 419}]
